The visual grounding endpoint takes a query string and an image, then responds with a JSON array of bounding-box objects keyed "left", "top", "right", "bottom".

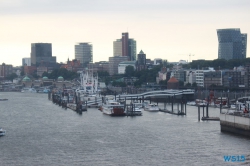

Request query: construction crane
[{"left": 189, "top": 54, "right": 194, "bottom": 63}]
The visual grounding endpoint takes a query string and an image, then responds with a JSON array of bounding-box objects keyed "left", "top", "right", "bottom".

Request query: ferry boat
[
  {"left": 102, "top": 100, "right": 125, "bottom": 116},
  {"left": 144, "top": 103, "right": 159, "bottom": 112},
  {"left": 0, "top": 128, "right": 6, "bottom": 136}
]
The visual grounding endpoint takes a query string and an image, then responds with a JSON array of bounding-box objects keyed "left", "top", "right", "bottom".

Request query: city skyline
[{"left": 0, "top": 0, "right": 249, "bottom": 66}]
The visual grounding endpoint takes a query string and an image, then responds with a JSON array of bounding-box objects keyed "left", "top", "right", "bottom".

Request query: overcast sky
[{"left": 1, "top": 0, "right": 249, "bottom": 66}]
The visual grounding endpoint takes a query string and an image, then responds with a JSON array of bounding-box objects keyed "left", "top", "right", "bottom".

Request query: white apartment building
[
  {"left": 185, "top": 70, "right": 196, "bottom": 85},
  {"left": 196, "top": 67, "right": 215, "bottom": 87}
]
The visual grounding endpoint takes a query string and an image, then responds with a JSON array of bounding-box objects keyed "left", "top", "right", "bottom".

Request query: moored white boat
[
  {"left": 126, "top": 103, "right": 143, "bottom": 116},
  {"left": 0, "top": 128, "right": 6, "bottom": 136},
  {"left": 230, "top": 104, "right": 236, "bottom": 109},
  {"left": 144, "top": 104, "right": 159, "bottom": 112},
  {"left": 187, "top": 101, "right": 196, "bottom": 106},
  {"left": 21, "top": 88, "right": 37, "bottom": 93}
]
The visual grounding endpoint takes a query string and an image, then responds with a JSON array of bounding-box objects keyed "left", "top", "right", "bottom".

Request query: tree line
[
  {"left": 183, "top": 58, "right": 250, "bottom": 70},
  {"left": 5, "top": 58, "right": 250, "bottom": 88},
  {"left": 42, "top": 68, "right": 79, "bottom": 80}
]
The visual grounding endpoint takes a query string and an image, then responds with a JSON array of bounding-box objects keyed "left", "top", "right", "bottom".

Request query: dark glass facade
[
  {"left": 31, "top": 43, "right": 56, "bottom": 66},
  {"left": 217, "top": 29, "right": 247, "bottom": 60}
]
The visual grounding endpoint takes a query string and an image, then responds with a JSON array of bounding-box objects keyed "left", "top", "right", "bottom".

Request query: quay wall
[{"left": 220, "top": 114, "right": 250, "bottom": 137}]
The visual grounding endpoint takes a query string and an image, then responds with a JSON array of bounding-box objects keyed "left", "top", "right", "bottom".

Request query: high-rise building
[
  {"left": 242, "top": 33, "right": 248, "bottom": 58},
  {"left": 217, "top": 28, "right": 247, "bottom": 60},
  {"left": 30, "top": 43, "right": 56, "bottom": 66},
  {"left": 113, "top": 33, "right": 136, "bottom": 61},
  {"left": 122, "top": 33, "right": 129, "bottom": 57},
  {"left": 0, "top": 63, "right": 13, "bottom": 78},
  {"left": 22, "top": 58, "right": 31, "bottom": 66},
  {"left": 75, "top": 43, "right": 93, "bottom": 66},
  {"left": 137, "top": 50, "right": 146, "bottom": 71},
  {"left": 137, "top": 50, "right": 146, "bottom": 65},
  {"left": 113, "top": 39, "right": 122, "bottom": 56},
  {"left": 128, "top": 39, "right": 136, "bottom": 61}
]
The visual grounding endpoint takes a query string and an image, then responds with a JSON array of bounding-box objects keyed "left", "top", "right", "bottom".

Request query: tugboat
[{"left": 0, "top": 128, "right": 6, "bottom": 136}]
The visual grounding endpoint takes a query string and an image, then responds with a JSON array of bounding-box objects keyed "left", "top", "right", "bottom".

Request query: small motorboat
[
  {"left": 0, "top": 128, "right": 6, "bottom": 136},
  {"left": 187, "top": 101, "right": 196, "bottom": 106},
  {"left": 0, "top": 98, "right": 8, "bottom": 101},
  {"left": 144, "top": 104, "right": 159, "bottom": 112}
]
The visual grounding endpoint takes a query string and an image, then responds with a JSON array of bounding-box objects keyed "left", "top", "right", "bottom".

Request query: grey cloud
[{"left": 0, "top": 0, "right": 249, "bottom": 15}]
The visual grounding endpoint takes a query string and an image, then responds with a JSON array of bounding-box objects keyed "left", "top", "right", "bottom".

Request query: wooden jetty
[
  {"left": 197, "top": 104, "right": 220, "bottom": 121},
  {"left": 125, "top": 103, "right": 143, "bottom": 116},
  {"left": 159, "top": 109, "right": 186, "bottom": 115},
  {"left": 201, "top": 117, "right": 220, "bottom": 121},
  {"left": 49, "top": 89, "right": 196, "bottom": 117}
]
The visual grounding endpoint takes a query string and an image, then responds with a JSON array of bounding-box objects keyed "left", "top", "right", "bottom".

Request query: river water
[{"left": 0, "top": 92, "right": 249, "bottom": 166}]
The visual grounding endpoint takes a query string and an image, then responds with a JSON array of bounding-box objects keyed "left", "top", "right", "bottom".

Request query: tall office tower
[
  {"left": 217, "top": 29, "right": 247, "bottom": 60},
  {"left": 114, "top": 33, "right": 136, "bottom": 61},
  {"left": 22, "top": 58, "right": 31, "bottom": 66},
  {"left": 75, "top": 43, "right": 93, "bottom": 66},
  {"left": 122, "top": 33, "right": 129, "bottom": 57},
  {"left": 128, "top": 39, "right": 136, "bottom": 61},
  {"left": 30, "top": 43, "right": 56, "bottom": 66},
  {"left": 113, "top": 39, "right": 122, "bottom": 56}
]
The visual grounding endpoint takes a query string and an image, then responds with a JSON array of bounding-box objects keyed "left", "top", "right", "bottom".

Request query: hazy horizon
[{"left": 1, "top": 0, "right": 249, "bottom": 66}]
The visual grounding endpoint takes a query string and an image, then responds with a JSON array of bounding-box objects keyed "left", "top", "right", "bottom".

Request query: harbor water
[{"left": 0, "top": 92, "right": 249, "bottom": 166}]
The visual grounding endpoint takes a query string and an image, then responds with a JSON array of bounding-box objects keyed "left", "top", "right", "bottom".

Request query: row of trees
[
  {"left": 5, "top": 68, "right": 79, "bottom": 81},
  {"left": 5, "top": 58, "right": 250, "bottom": 88},
  {"left": 42, "top": 68, "right": 79, "bottom": 80},
  {"left": 184, "top": 58, "right": 250, "bottom": 70},
  {"left": 98, "top": 65, "right": 163, "bottom": 87},
  {"left": 99, "top": 58, "right": 250, "bottom": 88}
]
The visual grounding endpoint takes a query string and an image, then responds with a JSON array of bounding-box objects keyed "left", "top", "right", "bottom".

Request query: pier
[
  {"left": 118, "top": 89, "right": 193, "bottom": 116},
  {"left": 220, "top": 113, "right": 250, "bottom": 138},
  {"left": 49, "top": 89, "right": 195, "bottom": 117},
  {"left": 197, "top": 104, "right": 220, "bottom": 121}
]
